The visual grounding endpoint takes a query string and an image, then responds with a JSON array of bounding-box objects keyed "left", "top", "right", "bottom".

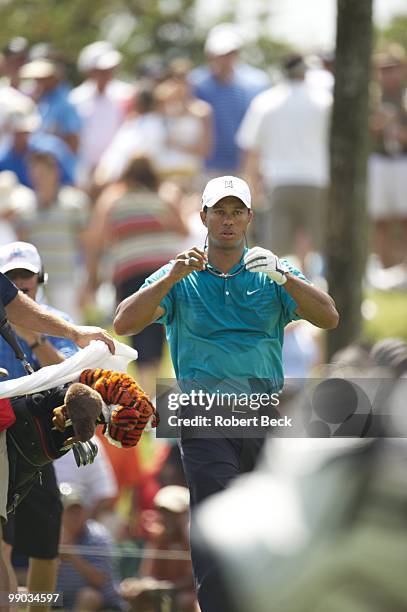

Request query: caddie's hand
[
  {"left": 73, "top": 326, "right": 116, "bottom": 354},
  {"left": 168, "top": 247, "right": 207, "bottom": 282},
  {"left": 244, "top": 246, "right": 287, "bottom": 285}
]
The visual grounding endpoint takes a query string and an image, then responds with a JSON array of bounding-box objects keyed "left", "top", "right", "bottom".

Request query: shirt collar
[{"left": 206, "top": 247, "right": 248, "bottom": 275}]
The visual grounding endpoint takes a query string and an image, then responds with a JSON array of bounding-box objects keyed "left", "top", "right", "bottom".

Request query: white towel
[{"left": 0, "top": 339, "right": 138, "bottom": 399}]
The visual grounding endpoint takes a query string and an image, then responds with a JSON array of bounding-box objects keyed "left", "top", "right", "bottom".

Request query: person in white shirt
[
  {"left": 70, "top": 41, "right": 135, "bottom": 189},
  {"left": 94, "top": 83, "right": 167, "bottom": 186},
  {"left": 237, "top": 54, "right": 332, "bottom": 259},
  {"left": 54, "top": 436, "right": 118, "bottom": 518}
]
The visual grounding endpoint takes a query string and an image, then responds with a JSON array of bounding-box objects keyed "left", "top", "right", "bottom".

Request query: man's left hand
[{"left": 244, "top": 247, "right": 287, "bottom": 285}]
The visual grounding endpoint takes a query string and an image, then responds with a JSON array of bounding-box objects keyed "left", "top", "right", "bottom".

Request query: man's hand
[
  {"left": 72, "top": 326, "right": 115, "bottom": 354},
  {"left": 244, "top": 247, "right": 287, "bottom": 285},
  {"left": 167, "top": 247, "right": 207, "bottom": 283}
]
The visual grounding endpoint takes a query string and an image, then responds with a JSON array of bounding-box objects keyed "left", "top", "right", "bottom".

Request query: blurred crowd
[{"left": 0, "top": 20, "right": 405, "bottom": 612}]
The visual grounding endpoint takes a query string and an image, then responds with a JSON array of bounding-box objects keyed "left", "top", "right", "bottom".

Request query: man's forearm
[
  {"left": 30, "top": 338, "right": 66, "bottom": 366},
  {"left": 6, "top": 292, "right": 78, "bottom": 341},
  {"left": 284, "top": 273, "right": 339, "bottom": 330},
  {"left": 114, "top": 274, "right": 175, "bottom": 336}
]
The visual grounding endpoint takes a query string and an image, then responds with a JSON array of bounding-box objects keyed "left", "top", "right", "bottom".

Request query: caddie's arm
[
  {"left": 114, "top": 247, "right": 206, "bottom": 336},
  {"left": 284, "top": 274, "right": 339, "bottom": 330},
  {"left": 12, "top": 323, "right": 66, "bottom": 365},
  {"left": 6, "top": 291, "right": 115, "bottom": 352}
]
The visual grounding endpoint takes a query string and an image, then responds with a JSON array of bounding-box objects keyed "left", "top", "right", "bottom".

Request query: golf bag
[{"left": 6, "top": 385, "right": 77, "bottom": 514}]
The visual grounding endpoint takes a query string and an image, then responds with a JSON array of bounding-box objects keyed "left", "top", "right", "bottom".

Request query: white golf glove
[{"left": 244, "top": 247, "right": 288, "bottom": 285}]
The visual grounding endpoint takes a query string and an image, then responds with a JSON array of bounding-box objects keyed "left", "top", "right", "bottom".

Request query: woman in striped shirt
[{"left": 84, "top": 155, "right": 188, "bottom": 395}]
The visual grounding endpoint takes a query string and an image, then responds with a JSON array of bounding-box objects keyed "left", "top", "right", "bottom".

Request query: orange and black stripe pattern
[{"left": 79, "top": 369, "right": 159, "bottom": 448}]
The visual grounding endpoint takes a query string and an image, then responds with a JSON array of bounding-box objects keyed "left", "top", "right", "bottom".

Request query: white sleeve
[
  {"left": 0, "top": 340, "right": 138, "bottom": 399},
  {"left": 96, "top": 130, "right": 133, "bottom": 182}
]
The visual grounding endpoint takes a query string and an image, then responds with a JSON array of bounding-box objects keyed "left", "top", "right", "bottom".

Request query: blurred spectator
[
  {"left": 155, "top": 60, "right": 212, "bottom": 188},
  {"left": 70, "top": 41, "right": 135, "bottom": 190},
  {"left": 85, "top": 155, "right": 187, "bottom": 395},
  {"left": 282, "top": 320, "right": 321, "bottom": 380},
  {"left": 120, "top": 485, "right": 195, "bottom": 612},
  {"left": 0, "top": 36, "right": 29, "bottom": 90},
  {"left": 0, "top": 85, "right": 34, "bottom": 149},
  {"left": 94, "top": 83, "right": 166, "bottom": 186},
  {"left": 0, "top": 109, "right": 40, "bottom": 185},
  {"left": 54, "top": 436, "right": 118, "bottom": 520},
  {"left": 15, "top": 150, "right": 90, "bottom": 321},
  {"left": 57, "top": 483, "right": 123, "bottom": 611},
  {"left": 0, "top": 109, "right": 76, "bottom": 187},
  {"left": 96, "top": 429, "right": 143, "bottom": 503},
  {"left": 20, "top": 59, "right": 81, "bottom": 153},
  {"left": 0, "top": 171, "right": 35, "bottom": 245},
  {"left": 306, "top": 51, "right": 335, "bottom": 91},
  {"left": 190, "top": 22, "right": 269, "bottom": 176},
  {"left": 238, "top": 54, "right": 332, "bottom": 259},
  {"left": 0, "top": 83, "right": 35, "bottom": 150},
  {"left": 368, "top": 44, "right": 407, "bottom": 268}
]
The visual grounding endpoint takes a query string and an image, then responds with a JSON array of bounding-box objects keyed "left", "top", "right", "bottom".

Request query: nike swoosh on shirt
[{"left": 247, "top": 289, "right": 261, "bottom": 295}]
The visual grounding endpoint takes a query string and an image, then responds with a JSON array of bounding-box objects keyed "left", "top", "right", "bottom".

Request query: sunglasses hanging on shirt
[{"left": 202, "top": 232, "right": 248, "bottom": 279}]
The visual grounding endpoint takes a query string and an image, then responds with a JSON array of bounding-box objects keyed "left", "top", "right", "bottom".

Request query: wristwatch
[{"left": 29, "top": 336, "right": 47, "bottom": 350}]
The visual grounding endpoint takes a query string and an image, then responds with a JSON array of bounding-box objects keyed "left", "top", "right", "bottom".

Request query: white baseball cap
[
  {"left": 0, "top": 241, "right": 42, "bottom": 275},
  {"left": 204, "top": 23, "right": 242, "bottom": 57},
  {"left": 78, "top": 41, "right": 122, "bottom": 73},
  {"left": 20, "top": 59, "right": 58, "bottom": 79},
  {"left": 7, "top": 111, "right": 41, "bottom": 133},
  {"left": 202, "top": 175, "right": 251, "bottom": 210}
]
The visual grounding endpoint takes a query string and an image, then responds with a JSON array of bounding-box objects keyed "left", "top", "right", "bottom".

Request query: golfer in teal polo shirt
[{"left": 114, "top": 175, "right": 339, "bottom": 612}]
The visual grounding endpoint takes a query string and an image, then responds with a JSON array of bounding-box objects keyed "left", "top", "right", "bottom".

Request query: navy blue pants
[{"left": 179, "top": 437, "right": 264, "bottom": 612}]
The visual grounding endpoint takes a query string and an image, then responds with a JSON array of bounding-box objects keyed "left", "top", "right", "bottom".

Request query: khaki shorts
[
  {"left": 259, "top": 185, "right": 327, "bottom": 256},
  {"left": 0, "top": 431, "right": 8, "bottom": 521}
]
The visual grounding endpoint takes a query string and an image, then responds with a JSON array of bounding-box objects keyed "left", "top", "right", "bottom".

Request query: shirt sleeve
[
  {"left": 140, "top": 262, "right": 175, "bottom": 325},
  {"left": 0, "top": 273, "right": 18, "bottom": 306},
  {"left": 277, "top": 260, "right": 310, "bottom": 325}
]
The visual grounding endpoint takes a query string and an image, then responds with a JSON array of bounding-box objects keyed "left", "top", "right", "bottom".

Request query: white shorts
[
  {"left": 368, "top": 154, "right": 407, "bottom": 219},
  {"left": 0, "top": 430, "right": 9, "bottom": 521}
]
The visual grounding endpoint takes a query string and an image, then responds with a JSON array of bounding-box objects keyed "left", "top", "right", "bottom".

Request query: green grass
[{"left": 363, "top": 290, "right": 407, "bottom": 342}]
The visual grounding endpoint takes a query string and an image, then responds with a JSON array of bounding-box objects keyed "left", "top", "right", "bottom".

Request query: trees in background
[
  {"left": 326, "top": 0, "right": 373, "bottom": 357},
  {"left": 0, "top": 0, "right": 290, "bottom": 82}
]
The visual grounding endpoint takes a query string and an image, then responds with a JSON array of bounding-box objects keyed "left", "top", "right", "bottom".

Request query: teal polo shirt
[{"left": 141, "top": 251, "right": 307, "bottom": 393}]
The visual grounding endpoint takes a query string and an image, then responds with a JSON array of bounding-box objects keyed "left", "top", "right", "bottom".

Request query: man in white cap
[
  {"left": 20, "top": 59, "right": 81, "bottom": 154},
  {"left": 0, "top": 241, "right": 79, "bottom": 610},
  {"left": 114, "top": 175, "right": 339, "bottom": 611},
  {"left": 190, "top": 23, "right": 269, "bottom": 176},
  {"left": 0, "top": 242, "right": 114, "bottom": 606},
  {"left": 70, "top": 41, "right": 135, "bottom": 189}
]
